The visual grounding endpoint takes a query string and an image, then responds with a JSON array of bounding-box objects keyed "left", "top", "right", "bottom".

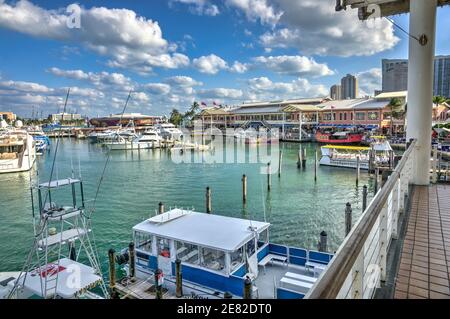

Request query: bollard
[
  {"left": 319, "top": 231, "right": 327, "bottom": 252},
  {"left": 108, "top": 249, "right": 116, "bottom": 292},
  {"left": 175, "top": 259, "right": 183, "bottom": 298},
  {"left": 244, "top": 276, "right": 252, "bottom": 299},
  {"left": 154, "top": 268, "right": 163, "bottom": 299},
  {"left": 374, "top": 167, "right": 379, "bottom": 194},
  {"left": 356, "top": 156, "right": 360, "bottom": 185},
  {"left": 345, "top": 203, "right": 352, "bottom": 236},
  {"left": 314, "top": 150, "right": 318, "bottom": 182},
  {"left": 362, "top": 185, "right": 368, "bottom": 212},
  {"left": 278, "top": 151, "right": 283, "bottom": 178},
  {"left": 128, "top": 242, "right": 136, "bottom": 282},
  {"left": 158, "top": 202, "right": 165, "bottom": 214},
  {"left": 302, "top": 148, "right": 307, "bottom": 170},
  {"left": 242, "top": 174, "right": 247, "bottom": 205},
  {"left": 297, "top": 150, "right": 302, "bottom": 169},
  {"left": 206, "top": 187, "right": 212, "bottom": 214},
  {"left": 267, "top": 162, "right": 272, "bottom": 191}
]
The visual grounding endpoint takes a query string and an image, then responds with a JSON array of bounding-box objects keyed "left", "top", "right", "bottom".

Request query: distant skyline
[{"left": 0, "top": 0, "right": 449, "bottom": 117}]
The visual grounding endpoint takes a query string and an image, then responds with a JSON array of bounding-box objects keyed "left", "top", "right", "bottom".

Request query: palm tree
[
  {"left": 169, "top": 108, "right": 183, "bottom": 126},
  {"left": 387, "top": 97, "right": 405, "bottom": 136}
]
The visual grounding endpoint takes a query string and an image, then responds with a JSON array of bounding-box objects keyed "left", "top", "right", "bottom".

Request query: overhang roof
[{"left": 283, "top": 104, "right": 321, "bottom": 113}]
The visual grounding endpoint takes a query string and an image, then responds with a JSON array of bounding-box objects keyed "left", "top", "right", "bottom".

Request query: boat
[
  {"left": 155, "top": 123, "right": 183, "bottom": 141},
  {"left": 0, "top": 130, "right": 36, "bottom": 173},
  {"left": 29, "top": 130, "right": 51, "bottom": 155},
  {"left": 115, "top": 209, "right": 334, "bottom": 299},
  {"left": 104, "top": 129, "right": 162, "bottom": 150},
  {"left": 0, "top": 178, "right": 108, "bottom": 299},
  {"left": 315, "top": 131, "right": 364, "bottom": 144},
  {"left": 319, "top": 138, "right": 393, "bottom": 170}
]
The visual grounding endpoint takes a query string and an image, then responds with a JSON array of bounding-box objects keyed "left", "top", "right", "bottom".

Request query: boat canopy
[
  {"left": 133, "top": 209, "right": 270, "bottom": 253},
  {"left": 322, "top": 145, "right": 370, "bottom": 151},
  {"left": 39, "top": 178, "right": 81, "bottom": 189}
]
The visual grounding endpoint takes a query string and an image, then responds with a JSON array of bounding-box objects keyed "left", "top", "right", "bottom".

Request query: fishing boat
[
  {"left": 104, "top": 129, "right": 162, "bottom": 150},
  {"left": 116, "top": 209, "right": 333, "bottom": 299},
  {"left": 0, "top": 130, "right": 36, "bottom": 173},
  {"left": 315, "top": 131, "right": 364, "bottom": 144},
  {"left": 319, "top": 139, "right": 393, "bottom": 170}
]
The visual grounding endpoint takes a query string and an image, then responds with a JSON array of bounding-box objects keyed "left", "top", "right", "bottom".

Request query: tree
[
  {"left": 432, "top": 96, "right": 450, "bottom": 122},
  {"left": 169, "top": 109, "right": 183, "bottom": 126},
  {"left": 387, "top": 97, "right": 405, "bottom": 136}
]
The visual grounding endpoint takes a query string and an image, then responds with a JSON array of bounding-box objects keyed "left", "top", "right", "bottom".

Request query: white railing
[{"left": 306, "top": 139, "right": 417, "bottom": 299}]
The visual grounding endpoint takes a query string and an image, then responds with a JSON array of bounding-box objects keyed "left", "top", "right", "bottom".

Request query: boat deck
[
  {"left": 394, "top": 185, "right": 450, "bottom": 299},
  {"left": 255, "top": 261, "right": 317, "bottom": 299}
]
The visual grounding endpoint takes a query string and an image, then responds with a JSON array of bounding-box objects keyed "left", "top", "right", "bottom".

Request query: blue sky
[{"left": 0, "top": 0, "right": 449, "bottom": 117}]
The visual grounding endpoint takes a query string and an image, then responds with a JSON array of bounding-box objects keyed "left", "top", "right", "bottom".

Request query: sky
[{"left": 0, "top": 0, "right": 449, "bottom": 118}]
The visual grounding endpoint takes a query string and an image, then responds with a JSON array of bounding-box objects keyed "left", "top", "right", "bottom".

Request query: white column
[{"left": 406, "top": 0, "right": 437, "bottom": 185}]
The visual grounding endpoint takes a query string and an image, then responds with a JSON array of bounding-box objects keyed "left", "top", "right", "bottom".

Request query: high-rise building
[
  {"left": 434, "top": 55, "right": 450, "bottom": 98},
  {"left": 382, "top": 56, "right": 450, "bottom": 97},
  {"left": 330, "top": 84, "right": 342, "bottom": 100},
  {"left": 382, "top": 59, "right": 409, "bottom": 92},
  {"left": 341, "top": 74, "right": 358, "bottom": 99}
]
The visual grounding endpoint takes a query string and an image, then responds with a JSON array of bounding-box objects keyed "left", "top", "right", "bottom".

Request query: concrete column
[{"left": 406, "top": 0, "right": 437, "bottom": 185}]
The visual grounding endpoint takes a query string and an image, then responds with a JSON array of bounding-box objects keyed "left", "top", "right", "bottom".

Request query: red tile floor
[{"left": 394, "top": 185, "right": 450, "bottom": 299}]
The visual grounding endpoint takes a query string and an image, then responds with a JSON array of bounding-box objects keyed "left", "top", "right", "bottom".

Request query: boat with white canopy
[{"left": 0, "top": 130, "right": 36, "bottom": 173}]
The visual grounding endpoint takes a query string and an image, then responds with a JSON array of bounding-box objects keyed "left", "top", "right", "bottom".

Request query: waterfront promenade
[{"left": 394, "top": 185, "right": 450, "bottom": 299}]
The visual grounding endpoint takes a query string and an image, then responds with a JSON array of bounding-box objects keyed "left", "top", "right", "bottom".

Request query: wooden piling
[
  {"left": 362, "top": 185, "right": 368, "bottom": 212},
  {"left": 108, "top": 249, "right": 116, "bottom": 292},
  {"left": 278, "top": 151, "right": 283, "bottom": 178},
  {"left": 319, "top": 231, "right": 327, "bottom": 252},
  {"left": 297, "top": 150, "right": 302, "bottom": 169},
  {"left": 314, "top": 150, "right": 318, "bottom": 182},
  {"left": 267, "top": 162, "right": 272, "bottom": 191},
  {"left": 242, "top": 174, "right": 247, "bottom": 205},
  {"left": 374, "top": 167, "right": 379, "bottom": 194},
  {"left": 345, "top": 203, "right": 352, "bottom": 236},
  {"left": 356, "top": 156, "right": 360, "bottom": 185},
  {"left": 154, "top": 268, "right": 163, "bottom": 299},
  {"left": 175, "top": 259, "right": 183, "bottom": 298},
  {"left": 128, "top": 242, "right": 136, "bottom": 282},
  {"left": 244, "top": 277, "right": 252, "bottom": 299},
  {"left": 158, "top": 202, "right": 165, "bottom": 214},
  {"left": 206, "top": 187, "right": 212, "bottom": 214},
  {"left": 302, "top": 148, "right": 307, "bottom": 170}
]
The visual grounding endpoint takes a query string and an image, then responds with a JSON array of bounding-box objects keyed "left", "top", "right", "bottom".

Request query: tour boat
[
  {"left": 105, "top": 129, "right": 162, "bottom": 150},
  {"left": 319, "top": 139, "right": 393, "bottom": 170},
  {"left": 315, "top": 131, "right": 364, "bottom": 144},
  {"left": 117, "top": 209, "right": 333, "bottom": 299},
  {"left": 0, "top": 130, "right": 36, "bottom": 173}
]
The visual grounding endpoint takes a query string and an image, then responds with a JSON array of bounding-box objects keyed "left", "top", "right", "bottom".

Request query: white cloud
[
  {"left": 193, "top": 54, "right": 229, "bottom": 75},
  {"left": 165, "top": 75, "right": 203, "bottom": 88},
  {"left": 170, "top": 0, "right": 220, "bottom": 16},
  {"left": 258, "top": 0, "right": 399, "bottom": 57},
  {"left": 357, "top": 68, "right": 382, "bottom": 96},
  {"left": 226, "top": 0, "right": 282, "bottom": 26},
  {"left": 0, "top": 80, "right": 51, "bottom": 93},
  {"left": 230, "top": 61, "right": 248, "bottom": 74},
  {"left": 197, "top": 88, "right": 244, "bottom": 99},
  {"left": 0, "top": 1, "right": 189, "bottom": 73},
  {"left": 253, "top": 55, "right": 334, "bottom": 77},
  {"left": 142, "top": 83, "right": 171, "bottom": 95}
]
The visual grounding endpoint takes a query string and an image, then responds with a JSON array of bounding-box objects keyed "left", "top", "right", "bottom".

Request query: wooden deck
[{"left": 394, "top": 185, "right": 450, "bottom": 299}]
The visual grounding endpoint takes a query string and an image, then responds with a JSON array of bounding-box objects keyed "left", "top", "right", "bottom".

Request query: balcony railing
[{"left": 305, "top": 139, "right": 417, "bottom": 299}]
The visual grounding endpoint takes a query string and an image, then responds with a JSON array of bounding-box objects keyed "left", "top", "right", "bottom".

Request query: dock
[{"left": 115, "top": 277, "right": 177, "bottom": 299}]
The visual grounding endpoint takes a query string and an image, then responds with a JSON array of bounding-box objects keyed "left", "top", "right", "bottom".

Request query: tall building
[
  {"left": 434, "top": 55, "right": 450, "bottom": 98},
  {"left": 330, "top": 84, "right": 342, "bottom": 100},
  {"left": 341, "top": 74, "right": 358, "bottom": 99},
  {"left": 382, "top": 59, "right": 409, "bottom": 92},
  {"left": 382, "top": 56, "right": 450, "bottom": 97}
]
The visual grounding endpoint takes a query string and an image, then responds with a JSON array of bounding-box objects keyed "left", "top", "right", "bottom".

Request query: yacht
[
  {"left": 0, "top": 130, "right": 36, "bottom": 173},
  {"left": 115, "top": 209, "right": 334, "bottom": 299},
  {"left": 155, "top": 123, "right": 183, "bottom": 141},
  {"left": 104, "top": 129, "right": 162, "bottom": 150}
]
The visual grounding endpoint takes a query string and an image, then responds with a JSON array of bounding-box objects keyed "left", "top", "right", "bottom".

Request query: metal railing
[{"left": 306, "top": 139, "right": 417, "bottom": 299}]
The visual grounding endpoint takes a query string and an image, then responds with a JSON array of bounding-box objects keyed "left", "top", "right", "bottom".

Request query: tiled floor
[{"left": 393, "top": 185, "right": 450, "bottom": 299}]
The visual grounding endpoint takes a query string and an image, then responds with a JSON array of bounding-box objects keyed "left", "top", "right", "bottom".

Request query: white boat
[
  {"left": 0, "top": 130, "right": 36, "bottom": 173},
  {"left": 115, "top": 209, "right": 333, "bottom": 299},
  {"left": 319, "top": 139, "right": 393, "bottom": 170},
  {"left": 105, "top": 129, "right": 162, "bottom": 150},
  {"left": 155, "top": 123, "right": 183, "bottom": 141}
]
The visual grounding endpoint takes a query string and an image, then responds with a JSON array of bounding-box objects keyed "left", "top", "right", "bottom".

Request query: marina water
[{"left": 0, "top": 138, "right": 375, "bottom": 274}]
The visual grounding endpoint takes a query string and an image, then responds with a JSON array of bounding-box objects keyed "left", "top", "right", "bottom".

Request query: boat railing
[{"left": 305, "top": 139, "right": 417, "bottom": 299}]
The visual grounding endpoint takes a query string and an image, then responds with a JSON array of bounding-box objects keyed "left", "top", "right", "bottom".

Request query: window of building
[
  {"left": 351, "top": 113, "right": 354, "bottom": 121},
  {"left": 323, "top": 113, "right": 332, "bottom": 121},
  {"left": 339, "top": 113, "right": 343, "bottom": 121},
  {"left": 135, "top": 232, "right": 152, "bottom": 253},
  {"left": 344, "top": 113, "right": 347, "bottom": 121},
  {"left": 355, "top": 112, "right": 365, "bottom": 121}
]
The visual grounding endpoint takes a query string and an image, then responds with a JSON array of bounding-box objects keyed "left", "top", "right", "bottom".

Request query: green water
[{"left": 0, "top": 139, "right": 375, "bottom": 272}]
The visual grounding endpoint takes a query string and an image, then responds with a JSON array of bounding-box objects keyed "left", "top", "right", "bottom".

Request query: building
[
  {"left": 382, "top": 59, "right": 409, "bottom": 92},
  {"left": 330, "top": 85, "right": 342, "bottom": 100},
  {"left": 382, "top": 56, "right": 450, "bottom": 97},
  {"left": 341, "top": 74, "right": 359, "bottom": 99},
  {"left": 0, "top": 111, "right": 17, "bottom": 122},
  {"left": 434, "top": 55, "right": 450, "bottom": 98},
  {"left": 50, "top": 113, "right": 82, "bottom": 122}
]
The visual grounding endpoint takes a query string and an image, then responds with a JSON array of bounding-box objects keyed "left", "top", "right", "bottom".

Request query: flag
[
  {"left": 201, "top": 101, "right": 207, "bottom": 106},
  {"left": 213, "top": 101, "right": 218, "bottom": 106}
]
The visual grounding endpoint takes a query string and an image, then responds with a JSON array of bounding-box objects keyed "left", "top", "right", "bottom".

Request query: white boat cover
[
  {"left": 39, "top": 178, "right": 80, "bottom": 189},
  {"left": 22, "top": 258, "right": 102, "bottom": 299}
]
